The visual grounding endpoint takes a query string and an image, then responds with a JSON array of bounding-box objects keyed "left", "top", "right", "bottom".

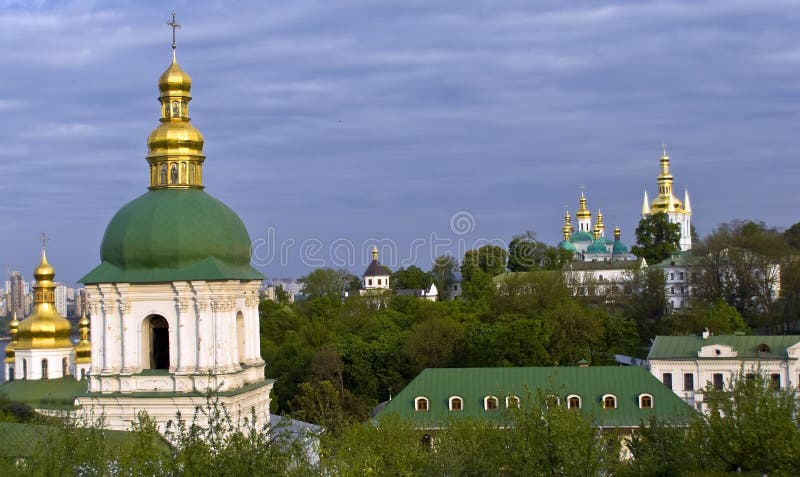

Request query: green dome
[
  {"left": 558, "top": 240, "right": 577, "bottom": 252},
  {"left": 81, "top": 189, "right": 263, "bottom": 284},
  {"left": 586, "top": 239, "right": 608, "bottom": 255},
  {"left": 612, "top": 239, "right": 630, "bottom": 256},
  {"left": 570, "top": 231, "right": 594, "bottom": 243}
]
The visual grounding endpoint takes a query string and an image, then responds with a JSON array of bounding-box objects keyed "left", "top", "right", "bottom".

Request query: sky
[{"left": 0, "top": 0, "right": 798, "bottom": 286}]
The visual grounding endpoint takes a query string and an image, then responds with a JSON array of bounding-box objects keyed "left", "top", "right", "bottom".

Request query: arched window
[
  {"left": 80, "top": 368, "right": 87, "bottom": 380},
  {"left": 484, "top": 395, "right": 499, "bottom": 411},
  {"left": 236, "top": 312, "right": 246, "bottom": 364},
  {"left": 639, "top": 394, "right": 653, "bottom": 409},
  {"left": 602, "top": 394, "right": 617, "bottom": 409},
  {"left": 160, "top": 165, "right": 167, "bottom": 185},
  {"left": 41, "top": 359, "right": 48, "bottom": 380},
  {"left": 22, "top": 359, "right": 27, "bottom": 379},
  {"left": 62, "top": 357, "right": 68, "bottom": 377},
  {"left": 8, "top": 366, "right": 14, "bottom": 381},
  {"left": 449, "top": 396, "right": 463, "bottom": 411},
  {"left": 567, "top": 394, "right": 582, "bottom": 409},
  {"left": 544, "top": 394, "right": 560, "bottom": 408},
  {"left": 415, "top": 397, "right": 429, "bottom": 412},
  {"left": 758, "top": 343, "right": 771, "bottom": 354},
  {"left": 143, "top": 315, "right": 170, "bottom": 370},
  {"left": 506, "top": 395, "right": 520, "bottom": 408}
]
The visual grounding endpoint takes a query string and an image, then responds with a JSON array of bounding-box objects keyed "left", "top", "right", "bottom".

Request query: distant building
[
  {"left": 395, "top": 283, "right": 438, "bottom": 301},
  {"left": 647, "top": 333, "right": 800, "bottom": 411},
  {"left": 55, "top": 283, "right": 68, "bottom": 318},
  {"left": 641, "top": 148, "right": 692, "bottom": 251},
  {"left": 361, "top": 246, "right": 391, "bottom": 292},
  {"left": 376, "top": 366, "right": 695, "bottom": 435},
  {"left": 7, "top": 272, "right": 25, "bottom": 318}
]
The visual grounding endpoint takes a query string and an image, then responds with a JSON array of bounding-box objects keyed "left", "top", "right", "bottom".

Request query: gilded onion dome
[
  {"left": 4, "top": 313, "right": 19, "bottom": 363},
  {"left": 561, "top": 210, "right": 573, "bottom": 241},
  {"left": 74, "top": 313, "right": 91, "bottom": 364},
  {"left": 649, "top": 148, "right": 684, "bottom": 213},
  {"left": 147, "top": 49, "right": 206, "bottom": 190},
  {"left": 575, "top": 192, "right": 591, "bottom": 220},
  {"left": 16, "top": 249, "right": 73, "bottom": 349}
]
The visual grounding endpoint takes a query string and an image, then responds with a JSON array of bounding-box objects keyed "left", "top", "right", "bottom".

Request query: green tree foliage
[
  {"left": 430, "top": 255, "right": 458, "bottom": 300},
  {"left": 298, "top": 267, "right": 347, "bottom": 299},
  {"left": 785, "top": 221, "right": 800, "bottom": 251},
  {"left": 507, "top": 231, "right": 539, "bottom": 272},
  {"left": 666, "top": 299, "right": 748, "bottom": 335},
  {"left": 390, "top": 265, "right": 433, "bottom": 290},
  {"left": 461, "top": 244, "right": 507, "bottom": 279},
  {"left": 631, "top": 212, "right": 681, "bottom": 264},
  {"left": 621, "top": 267, "right": 669, "bottom": 343}
]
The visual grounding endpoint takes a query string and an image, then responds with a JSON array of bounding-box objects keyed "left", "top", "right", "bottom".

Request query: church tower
[
  {"left": 77, "top": 15, "right": 271, "bottom": 431},
  {"left": 642, "top": 147, "right": 692, "bottom": 251}
]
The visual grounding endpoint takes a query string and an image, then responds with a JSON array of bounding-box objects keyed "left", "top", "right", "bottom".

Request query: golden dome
[
  {"left": 158, "top": 56, "right": 192, "bottom": 97},
  {"left": 576, "top": 192, "right": 591, "bottom": 219},
  {"left": 147, "top": 120, "right": 204, "bottom": 155},
  {"left": 74, "top": 313, "right": 91, "bottom": 364},
  {"left": 15, "top": 249, "right": 73, "bottom": 350},
  {"left": 4, "top": 313, "right": 19, "bottom": 362}
]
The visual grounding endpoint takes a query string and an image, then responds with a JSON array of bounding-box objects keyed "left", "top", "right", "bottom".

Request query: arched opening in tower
[{"left": 147, "top": 315, "right": 170, "bottom": 370}]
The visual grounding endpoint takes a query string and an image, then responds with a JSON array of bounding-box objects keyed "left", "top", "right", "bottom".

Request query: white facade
[
  {"left": 9, "top": 347, "right": 74, "bottom": 381},
  {"left": 648, "top": 335, "right": 800, "bottom": 412},
  {"left": 76, "top": 279, "right": 272, "bottom": 431}
]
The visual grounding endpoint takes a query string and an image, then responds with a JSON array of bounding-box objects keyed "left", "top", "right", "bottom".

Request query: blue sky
[{"left": 0, "top": 0, "right": 798, "bottom": 285}]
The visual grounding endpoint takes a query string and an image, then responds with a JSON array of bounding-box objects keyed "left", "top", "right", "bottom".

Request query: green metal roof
[
  {"left": 612, "top": 239, "right": 629, "bottom": 255},
  {"left": 81, "top": 189, "right": 263, "bottom": 284},
  {"left": 0, "top": 376, "right": 87, "bottom": 410},
  {"left": 558, "top": 240, "right": 577, "bottom": 252},
  {"left": 648, "top": 335, "right": 800, "bottom": 360},
  {"left": 586, "top": 239, "right": 608, "bottom": 254},
  {"left": 651, "top": 250, "right": 694, "bottom": 269},
  {"left": 376, "top": 366, "right": 694, "bottom": 429},
  {"left": 570, "top": 231, "right": 594, "bottom": 243}
]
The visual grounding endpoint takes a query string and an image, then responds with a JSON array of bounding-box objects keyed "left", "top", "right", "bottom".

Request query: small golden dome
[
  {"left": 16, "top": 250, "right": 73, "bottom": 350},
  {"left": 74, "top": 313, "right": 91, "bottom": 364},
  {"left": 4, "top": 313, "right": 19, "bottom": 362},
  {"left": 158, "top": 57, "right": 192, "bottom": 97},
  {"left": 34, "top": 249, "right": 55, "bottom": 282},
  {"left": 147, "top": 120, "right": 205, "bottom": 155}
]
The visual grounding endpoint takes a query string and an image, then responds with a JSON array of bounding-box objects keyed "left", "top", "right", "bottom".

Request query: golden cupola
[
  {"left": 74, "top": 313, "right": 91, "bottom": 364},
  {"left": 561, "top": 210, "right": 573, "bottom": 240},
  {"left": 146, "top": 38, "right": 205, "bottom": 190},
  {"left": 576, "top": 192, "right": 591, "bottom": 220},
  {"left": 4, "top": 313, "right": 19, "bottom": 363},
  {"left": 15, "top": 249, "right": 73, "bottom": 349},
  {"left": 650, "top": 147, "right": 684, "bottom": 213}
]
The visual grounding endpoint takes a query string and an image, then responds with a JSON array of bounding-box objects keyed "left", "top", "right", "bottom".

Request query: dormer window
[
  {"left": 449, "top": 396, "right": 463, "bottom": 411},
  {"left": 415, "top": 396, "right": 429, "bottom": 412},
  {"left": 506, "top": 395, "right": 520, "bottom": 408},
  {"left": 639, "top": 394, "right": 653, "bottom": 409},
  {"left": 484, "top": 395, "right": 499, "bottom": 411},
  {"left": 567, "top": 394, "right": 581, "bottom": 409},
  {"left": 602, "top": 394, "right": 617, "bottom": 409},
  {"left": 758, "top": 343, "right": 770, "bottom": 354}
]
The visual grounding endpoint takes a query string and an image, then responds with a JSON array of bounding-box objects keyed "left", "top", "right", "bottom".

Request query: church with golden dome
[
  {"left": 641, "top": 147, "right": 692, "bottom": 251},
  {"left": 4, "top": 246, "right": 91, "bottom": 382},
  {"left": 557, "top": 193, "right": 635, "bottom": 262},
  {"left": 68, "top": 17, "right": 271, "bottom": 431}
]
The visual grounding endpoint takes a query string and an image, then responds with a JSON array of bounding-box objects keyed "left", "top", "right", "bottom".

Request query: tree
[
  {"left": 390, "top": 265, "right": 433, "bottom": 290},
  {"left": 623, "top": 267, "right": 669, "bottom": 343},
  {"left": 430, "top": 255, "right": 458, "bottom": 300},
  {"left": 461, "top": 245, "right": 507, "bottom": 279},
  {"left": 785, "top": 221, "right": 800, "bottom": 251},
  {"left": 299, "top": 268, "right": 348, "bottom": 299},
  {"left": 507, "top": 231, "right": 539, "bottom": 272},
  {"left": 631, "top": 212, "right": 681, "bottom": 264},
  {"left": 666, "top": 299, "right": 748, "bottom": 336},
  {"left": 402, "top": 317, "right": 464, "bottom": 374}
]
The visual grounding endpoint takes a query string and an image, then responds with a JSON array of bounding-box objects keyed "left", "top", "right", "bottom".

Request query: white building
[
  {"left": 647, "top": 333, "right": 800, "bottom": 411},
  {"left": 361, "top": 246, "right": 391, "bottom": 292},
  {"left": 75, "top": 42, "right": 271, "bottom": 432}
]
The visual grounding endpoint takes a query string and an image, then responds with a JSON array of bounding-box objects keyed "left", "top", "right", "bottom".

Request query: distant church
[
  {"left": 558, "top": 148, "right": 691, "bottom": 261},
  {"left": 73, "top": 22, "right": 271, "bottom": 430}
]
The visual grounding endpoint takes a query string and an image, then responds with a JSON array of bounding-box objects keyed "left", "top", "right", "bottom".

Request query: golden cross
[{"left": 167, "top": 11, "right": 181, "bottom": 50}]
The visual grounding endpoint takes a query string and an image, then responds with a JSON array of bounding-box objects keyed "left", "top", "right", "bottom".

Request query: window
[
  {"left": 639, "top": 394, "right": 653, "bottom": 409},
  {"left": 746, "top": 373, "right": 756, "bottom": 382},
  {"left": 670, "top": 273, "right": 674, "bottom": 281},
  {"left": 41, "top": 359, "right": 48, "bottom": 380},
  {"left": 449, "top": 396, "right": 463, "bottom": 411},
  {"left": 544, "top": 395, "right": 560, "bottom": 408},
  {"left": 598, "top": 274, "right": 604, "bottom": 281},
  {"left": 484, "top": 395, "right": 499, "bottom": 411},
  {"left": 713, "top": 373, "right": 724, "bottom": 390},
  {"left": 758, "top": 343, "right": 771, "bottom": 354},
  {"left": 602, "top": 394, "right": 617, "bottom": 409},
  {"left": 567, "top": 394, "right": 581, "bottom": 409},
  {"left": 506, "top": 395, "right": 520, "bottom": 408},
  {"left": 415, "top": 397, "right": 429, "bottom": 412},
  {"left": 377, "top": 279, "right": 382, "bottom": 285},
  {"left": 771, "top": 374, "right": 781, "bottom": 389},
  {"left": 80, "top": 368, "right": 86, "bottom": 380},
  {"left": 8, "top": 366, "right": 13, "bottom": 381},
  {"left": 22, "top": 359, "right": 27, "bottom": 379},
  {"left": 678, "top": 272, "right": 685, "bottom": 280},
  {"left": 683, "top": 373, "right": 694, "bottom": 391},
  {"left": 663, "top": 373, "right": 673, "bottom": 390},
  {"left": 143, "top": 315, "right": 170, "bottom": 370},
  {"left": 368, "top": 279, "right": 373, "bottom": 286},
  {"left": 62, "top": 357, "right": 68, "bottom": 377}
]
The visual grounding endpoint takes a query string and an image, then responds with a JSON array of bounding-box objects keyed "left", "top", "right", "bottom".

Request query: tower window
[
  {"left": 62, "top": 357, "right": 68, "bottom": 377},
  {"left": 144, "top": 315, "right": 170, "bottom": 370},
  {"left": 171, "top": 101, "right": 180, "bottom": 117},
  {"left": 41, "top": 359, "right": 48, "bottom": 380},
  {"left": 160, "top": 165, "right": 167, "bottom": 185}
]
